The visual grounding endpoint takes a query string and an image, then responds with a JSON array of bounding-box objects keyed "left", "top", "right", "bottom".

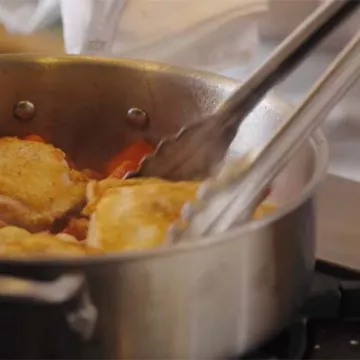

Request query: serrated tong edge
[{"left": 126, "top": 0, "right": 358, "bottom": 181}]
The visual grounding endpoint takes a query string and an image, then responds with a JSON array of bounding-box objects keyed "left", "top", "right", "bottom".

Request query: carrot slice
[
  {"left": 109, "top": 160, "right": 138, "bottom": 179},
  {"left": 105, "top": 140, "right": 154, "bottom": 177},
  {"left": 22, "top": 134, "right": 46, "bottom": 143},
  {"left": 63, "top": 218, "right": 89, "bottom": 241}
]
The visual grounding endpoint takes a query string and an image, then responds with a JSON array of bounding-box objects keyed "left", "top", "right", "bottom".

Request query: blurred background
[
  {"left": 2, "top": 0, "right": 359, "bottom": 181},
  {"left": 0, "top": 0, "right": 358, "bottom": 55}
]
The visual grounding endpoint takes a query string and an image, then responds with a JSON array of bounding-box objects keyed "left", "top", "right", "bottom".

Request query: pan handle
[{"left": 0, "top": 274, "right": 97, "bottom": 341}]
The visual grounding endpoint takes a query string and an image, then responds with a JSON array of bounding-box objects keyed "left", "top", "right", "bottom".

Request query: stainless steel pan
[{"left": 0, "top": 55, "right": 328, "bottom": 359}]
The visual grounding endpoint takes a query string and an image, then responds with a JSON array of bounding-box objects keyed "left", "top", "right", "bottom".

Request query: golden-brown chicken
[
  {"left": 0, "top": 226, "right": 101, "bottom": 257},
  {"left": 83, "top": 177, "right": 276, "bottom": 254},
  {"left": 0, "top": 137, "right": 87, "bottom": 231},
  {"left": 83, "top": 178, "right": 199, "bottom": 252}
]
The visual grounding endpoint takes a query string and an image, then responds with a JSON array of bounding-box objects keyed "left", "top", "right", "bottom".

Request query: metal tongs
[
  {"left": 138, "top": 0, "right": 360, "bottom": 243},
  {"left": 135, "top": 0, "right": 359, "bottom": 181},
  {"left": 169, "top": 29, "right": 360, "bottom": 242}
]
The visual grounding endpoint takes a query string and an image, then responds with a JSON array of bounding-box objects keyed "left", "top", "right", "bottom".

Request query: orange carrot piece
[
  {"left": 22, "top": 134, "right": 46, "bottom": 143},
  {"left": 109, "top": 160, "right": 138, "bottom": 179},
  {"left": 63, "top": 218, "right": 89, "bottom": 241},
  {"left": 105, "top": 140, "right": 154, "bottom": 177}
]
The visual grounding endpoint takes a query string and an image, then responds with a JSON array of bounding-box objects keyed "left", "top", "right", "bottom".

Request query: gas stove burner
[
  {"left": 237, "top": 262, "right": 360, "bottom": 360},
  {"left": 240, "top": 318, "right": 307, "bottom": 360},
  {"left": 306, "top": 320, "right": 360, "bottom": 359}
]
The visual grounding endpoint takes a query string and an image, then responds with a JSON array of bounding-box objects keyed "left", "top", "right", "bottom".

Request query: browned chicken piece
[
  {"left": 0, "top": 137, "right": 88, "bottom": 232},
  {"left": 84, "top": 178, "right": 171, "bottom": 212},
  {"left": 83, "top": 177, "right": 276, "bottom": 254},
  {"left": 83, "top": 178, "right": 199, "bottom": 252},
  {"left": 0, "top": 226, "right": 101, "bottom": 257}
]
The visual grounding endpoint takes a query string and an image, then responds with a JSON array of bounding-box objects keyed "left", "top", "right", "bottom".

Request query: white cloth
[
  {"left": 59, "top": 0, "right": 268, "bottom": 73},
  {"left": 0, "top": 0, "right": 268, "bottom": 73},
  {"left": 0, "top": 0, "right": 59, "bottom": 34}
]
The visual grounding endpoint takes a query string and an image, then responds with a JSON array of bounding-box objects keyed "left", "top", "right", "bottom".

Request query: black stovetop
[{"left": 242, "top": 261, "right": 360, "bottom": 360}]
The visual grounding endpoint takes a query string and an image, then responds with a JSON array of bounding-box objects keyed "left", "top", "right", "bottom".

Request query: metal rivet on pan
[
  {"left": 13, "top": 101, "right": 36, "bottom": 121},
  {"left": 126, "top": 108, "right": 149, "bottom": 130}
]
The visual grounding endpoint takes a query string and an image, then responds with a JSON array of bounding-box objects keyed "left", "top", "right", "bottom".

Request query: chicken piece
[
  {"left": 0, "top": 226, "right": 29, "bottom": 242},
  {"left": 84, "top": 178, "right": 275, "bottom": 253},
  {"left": 0, "top": 226, "right": 101, "bottom": 257},
  {"left": 0, "top": 137, "right": 87, "bottom": 232},
  {"left": 84, "top": 177, "right": 170, "bottom": 212},
  {"left": 83, "top": 178, "right": 199, "bottom": 252}
]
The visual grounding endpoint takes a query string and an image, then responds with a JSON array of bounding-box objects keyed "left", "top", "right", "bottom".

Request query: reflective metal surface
[{"left": 0, "top": 55, "right": 328, "bottom": 359}]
